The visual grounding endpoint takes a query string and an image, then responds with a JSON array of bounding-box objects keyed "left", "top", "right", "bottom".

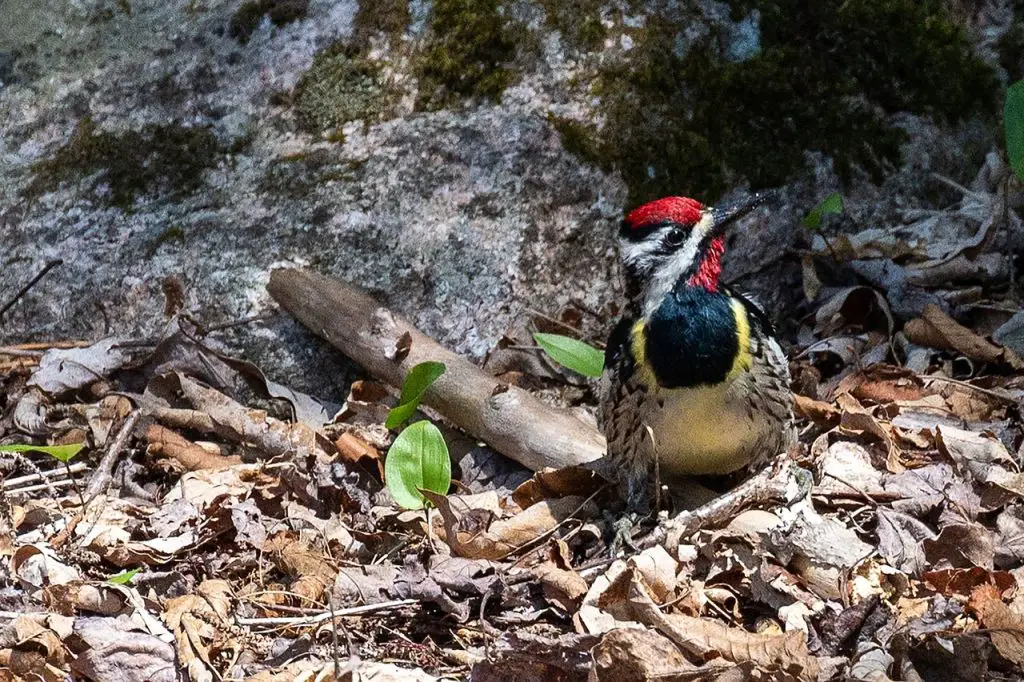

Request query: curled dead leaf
[
  {"left": 905, "top": 305, "right": 1024, "bottom": 370},
  {"left": 968, "top": 584, "right": 1024, "bottom": 667}
]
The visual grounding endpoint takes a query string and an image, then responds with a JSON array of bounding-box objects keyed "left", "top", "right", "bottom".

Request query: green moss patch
[
  {"left": 567, "top": 0, "right": 997, "bottom": 208},
  {"left": 24, "top": 118, "right": 224, "bottom": 209},
  {"left": 538, "top": 0, "right": 606, "bottom": 53},
  {"left": 414, "top": 0, "right": 521, "bottom": 111},
  {"left": 293, "top": 44, "right": 389, "bottom": 135},
  {"left": 352, "top": 0, "right": 410, "bottom": 49},
  {"left": 228, "top": 0, "right": 308, "bottom": 43}
]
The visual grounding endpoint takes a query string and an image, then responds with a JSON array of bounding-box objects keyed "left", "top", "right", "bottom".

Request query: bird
[{"left": 599, "top": 193, "right": 796, "bottom": 547}]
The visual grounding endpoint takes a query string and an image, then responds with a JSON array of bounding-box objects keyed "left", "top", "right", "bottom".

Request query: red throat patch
[
  {"left": 688, "top": 236, "right": 725, "bottom": 292},
  {"left": 625, "top": 196, "right": 703, "bottom": 230}
]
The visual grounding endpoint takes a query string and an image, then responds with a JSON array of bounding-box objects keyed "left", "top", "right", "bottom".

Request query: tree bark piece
[{"left": 267, "top": 268, "right": 605, "bottom": 472}]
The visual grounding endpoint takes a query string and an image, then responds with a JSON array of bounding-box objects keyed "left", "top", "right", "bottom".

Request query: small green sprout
[
  {"left": 385, "top": 361, "right": 447, "bottom": 430},
  {"left": 802, "top": 193, "right": 844, "bottom": 231},
  {"left": 384, "top": 420, "right": 451, "bottom": 510},
  {"left": 1005, "top": 80, "right": 1024, "bottom": 181},
  {"left": 106, "top": 568, "right": 141, "bottom": 585}
]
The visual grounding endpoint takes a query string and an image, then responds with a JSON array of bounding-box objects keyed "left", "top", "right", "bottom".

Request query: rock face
[{"left": 0, "top": 0, "right": 1009, "bottom": 398}]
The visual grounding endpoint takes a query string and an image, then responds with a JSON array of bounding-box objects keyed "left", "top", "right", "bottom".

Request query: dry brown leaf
[
  {"left": 793, "top": 394, "right": 840, "bottom": 426},
  {"left": 905, "top": 304, "right": 1024, "bottom": 370},
  {"left": 924, "top": 568, "right": 1016, "bottom": 598},
  {"left": 248, "top": 660, "right": 439, "bottom": 681},
  {"left": 0, "top": 614, "right": 73, "bottom": 682},
  {"left": 335, "top": 430, "right": 382, "bottom": 474},
  {"left": 969, "top": 584, "right": 1024, "bottom": 666},
  {"left": 67, "top": 616, "right": 177, "bottom": 682},
  {"left": 511, "top": 466, "right": 606, "bottom": 510},
  {"left": 427, "top": 491, "right": 595, "bottom": 560},
  {"left": 937, "top": 426, "right": 1024, "bottom": 498},
  {"left": 534, "top": 560, "right": 588, "bottom": 612},
  {"left": 628, "top": 545, "right": 680, "bottom": 604},
  {"left": 923, "top": 523, "right": 995, "bottom": 570},
  {"left": 599, "top": 567, "right": 822, "bottom": 681},
  {"left": 145, "top": 424, "right": 242, "bottom": 471},
  {"left": 163, "top": 580, "right": 237, "bottom": 682},
  {"left": 263, "top": 532, "right": 337, "bottom": 605},
  {"left": 836, "top": 393, "right": 902, "bottom": 472},
  {"left": 590, "top": 627, "right": 707, "bottom": 680},
  {"left": 844, "top": 365, "right": 926, "bottom": 404}
]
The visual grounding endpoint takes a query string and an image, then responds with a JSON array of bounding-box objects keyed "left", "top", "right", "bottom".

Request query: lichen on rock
[{"left": 293, "top": 43, "right": 390, "bottom": 135}]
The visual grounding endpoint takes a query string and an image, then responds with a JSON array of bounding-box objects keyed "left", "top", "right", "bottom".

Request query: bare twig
[
  {"left": 4, "top": 478, "right": 77, "bottom": 495},
  {"left": 1, "top": 462, "right": 88, "bottom": 489},
  {"left": 0, "top": 259, "right": 63, "bottom": 319},
  {"left": 84, "top": 410, "right": 141, "bottom": 504}
]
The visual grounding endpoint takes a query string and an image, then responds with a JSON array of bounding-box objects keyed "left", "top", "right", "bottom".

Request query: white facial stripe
[
  {"left": 647, "top": 225, "right": 704, "bottom": 315},
  {"left": 618, "top": 210, "right": 718, "bottom": 315},
  {"left": 693, "top": 211, "right": 714, "bottom": 239}
]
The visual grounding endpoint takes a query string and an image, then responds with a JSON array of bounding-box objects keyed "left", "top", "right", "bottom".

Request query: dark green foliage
[
  {"left": 25, "top": 118, "right": 223, "bottom": 209},
  {"left": 414, "top": 0, "right": 519, "bottom": 111},
  {"left": 228, "top": 0, "right": 308, "bottom": 43},
  {"left": 293, "top": 43, "right": 387, "bottom": 134},
  {"left": 573, "top": 0, "right": 998, "bottom": 208},
  {"left": 352, "top": 0, "right": 410, "bottom": 48}
]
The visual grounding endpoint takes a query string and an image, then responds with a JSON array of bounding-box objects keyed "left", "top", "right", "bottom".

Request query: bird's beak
[{"left": 707, "top": 191, "right": 772, "bottom": 237}]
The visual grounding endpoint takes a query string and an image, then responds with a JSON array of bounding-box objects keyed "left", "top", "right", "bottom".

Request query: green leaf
[
  {"left": 1006, "top": 80, "right": 1024, "bottom": 181},
  {"left": 0, "top": 443, "right": 85, "bottom": 463},
  {"left": 106, "top": 568, "right": 141, "bottom": 585},
  {"left": 385, "top": 361, "right": 447, "bottom": 430},
  {"left": 801, "top": 192, "right": 844, "bottom": 230},
  {"left": 533, "top": 333, "right": 605, "bottom": 378},
  {"left": 384, "top": 421, "right": 451, "bottom": 510}
]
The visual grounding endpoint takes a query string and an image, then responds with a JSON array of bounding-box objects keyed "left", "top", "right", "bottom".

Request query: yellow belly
[{"left": 645, "top": 381, "right": 763, "bottom": 475}]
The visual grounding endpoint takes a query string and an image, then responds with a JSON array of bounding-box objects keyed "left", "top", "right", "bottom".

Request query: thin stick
[
  {"left": 0, "top": 259, "right": 63, "bottom": 319},
  {"left": 920, "top": 375, "right": 1019, "bottom": 404},
  {"left": 64, "top": 462, "right": 87, "bottom": 509},
  {"left": 84, "top": 410, "right": 141, "bottom": 504},
  {"left": 4, "top": 479, "right": 76, "bottom": 495},
  {"left": 235, "top": 599, "right": 418, "bottom": 626},
  {"left": 0, "top": 341, "right": 90, "bottom": 352},
  {"left": 525, "top": 308, "right": 583, "bottom": 334},
  {"left": 1, "top": 462, "right": 88, "bottom": 488},
  {"left": 202, "top": 311, "right": 279, "bottom": 333}
]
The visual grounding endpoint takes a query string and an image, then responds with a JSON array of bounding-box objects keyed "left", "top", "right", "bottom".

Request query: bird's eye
[{"left": 665, "top": 227, "right": 686, "bottom": 246}]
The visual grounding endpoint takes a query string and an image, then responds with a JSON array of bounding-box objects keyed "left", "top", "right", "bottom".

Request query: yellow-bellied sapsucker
[{"left": 600, "top": 194, "right": 796, "bottom": 528}]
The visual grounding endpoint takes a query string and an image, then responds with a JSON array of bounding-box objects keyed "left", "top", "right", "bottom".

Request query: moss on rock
[
  {"left": 538, "top": 0, "right": 607, "bottom": 53},
  {"left": 293, "top": 44, "right": 388, "bottom": 135},
  {"left": 25, "top": 117, "right": 223, "bottom": 209},
  {"left": 414, "top": 0, "right": 520, "bottom": 111},
  {"left": 352, "top": 0, "right": 410, "bottom": 49},
  {"left": 569, "top": 0, "right": 998, "bottom": 208}
]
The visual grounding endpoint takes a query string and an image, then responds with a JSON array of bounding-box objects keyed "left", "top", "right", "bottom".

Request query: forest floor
[{"left": 2, "top": 171, "right": 1024, "bottom": 681}]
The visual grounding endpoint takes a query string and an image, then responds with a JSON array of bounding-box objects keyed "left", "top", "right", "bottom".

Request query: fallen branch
[{"left": 267, "top": 269, "right": 605, "bottom": 472}]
